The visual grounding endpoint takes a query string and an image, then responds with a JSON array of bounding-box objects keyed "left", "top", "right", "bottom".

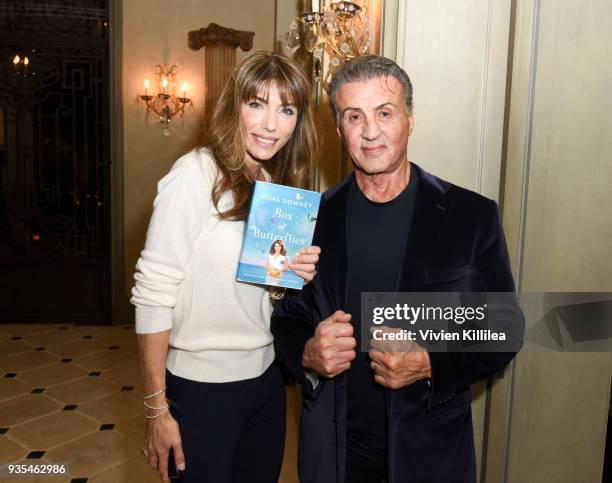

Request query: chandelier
[
  {"left": 287, "top": 1, "right": 370, "bottom": 81},
  {"left": 139, "top": 64, "right": 192, "bottom": 136}
]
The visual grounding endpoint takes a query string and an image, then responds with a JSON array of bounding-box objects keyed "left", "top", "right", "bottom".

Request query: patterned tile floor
[{"left": 0, "top": 324, "right": 300, "bottom": 483}]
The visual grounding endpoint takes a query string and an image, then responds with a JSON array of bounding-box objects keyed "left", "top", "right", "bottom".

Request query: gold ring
[{"left": 142, "top": 448, "right": 149, "bottom": 458}]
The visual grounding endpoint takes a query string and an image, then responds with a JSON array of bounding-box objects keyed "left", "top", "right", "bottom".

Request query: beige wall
[
  {"left": 396, "top": 0, "right": 511, "bottom": 201},
  {"left": 501, "top": 0, "right": 612, "bottom": 481},
  {"left": 384, "top": 1, "right": 612, "bottom": 481},
  {"left": 512, "top": 0, "right": 612, "bottom": 293},
  {"left": 385, "top": 0, "right": 514, "bottom": 474},
  {"left": 121, "top": 0, "right": 276, "bottom": 294}
]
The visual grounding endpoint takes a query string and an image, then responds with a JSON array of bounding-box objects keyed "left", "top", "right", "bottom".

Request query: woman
[
  {"left": 131, "top": 52, "right": 319, "bottom": 483},
  {"left": 266, "top": 239, "right": 289, "bottom": 285}
]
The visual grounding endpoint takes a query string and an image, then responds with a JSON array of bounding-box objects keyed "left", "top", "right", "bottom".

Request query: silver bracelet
[
  {"left": 144, "top": 398, "right": 170, "bottom": 411},
  {"left": 145, "top": 407, "right": 170, "bottom": 419},
  {"left": 143, "top": 386, "right": 167, "bottom": 400}
]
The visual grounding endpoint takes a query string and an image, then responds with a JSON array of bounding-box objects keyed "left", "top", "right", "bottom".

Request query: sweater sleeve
[{"left": 131, "top": 152, "right": 214, "bottom": 334}]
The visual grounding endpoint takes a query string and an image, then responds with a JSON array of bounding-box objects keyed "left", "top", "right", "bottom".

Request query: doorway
[{"left": 0, "top": 1, "right": 111, "bottom": 323}]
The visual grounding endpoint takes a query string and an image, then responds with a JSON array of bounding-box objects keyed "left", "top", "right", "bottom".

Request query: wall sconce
[
  {"left": 139, "top": 64, "right": 193, "bottom": 136},
  {"left": 12, "top": 54, "right": 31, "bottom": 76}
]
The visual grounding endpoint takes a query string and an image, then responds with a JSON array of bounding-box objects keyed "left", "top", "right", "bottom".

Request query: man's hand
[
  {"left": 369, "top": 325, "right": 415, "bottom": 353},
  {"left": 369, "top": 346, "right": 432, "bottom": 390},
  {"left": 303, "top": 310, "right": 356, "bottom": 378}
]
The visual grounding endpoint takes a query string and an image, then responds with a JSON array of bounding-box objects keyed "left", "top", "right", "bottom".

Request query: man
[{"left": 271, "top": 56, "right": 523, "bottom": 483}]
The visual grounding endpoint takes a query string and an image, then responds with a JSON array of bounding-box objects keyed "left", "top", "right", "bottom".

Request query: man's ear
[
  {"left": 336, "top": 126, "right": 341, "bottom": 138},
  {"left": 408, "top": 115, "right": 415, "bottom": 134}
]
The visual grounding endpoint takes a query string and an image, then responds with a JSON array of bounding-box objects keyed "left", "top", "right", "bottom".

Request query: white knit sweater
[{"left": 131, "top": 148, "right": 274, "bottom": 383}]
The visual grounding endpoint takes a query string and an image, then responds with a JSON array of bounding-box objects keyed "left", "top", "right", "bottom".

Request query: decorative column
[{"left": 188, "top": 23, "right": 254, "bottom": 113}]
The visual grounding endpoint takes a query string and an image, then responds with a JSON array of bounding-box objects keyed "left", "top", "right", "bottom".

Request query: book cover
[{"left": 236, "top": 181, "right": 321, "bottom": 290}]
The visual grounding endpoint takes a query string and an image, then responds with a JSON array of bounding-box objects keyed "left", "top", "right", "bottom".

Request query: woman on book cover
[
  {"left": 131, "top": 52, "right": 320, "bottom": 483},
  {"left": 266, "top": 239, "right": 289, "bottom": 285}
]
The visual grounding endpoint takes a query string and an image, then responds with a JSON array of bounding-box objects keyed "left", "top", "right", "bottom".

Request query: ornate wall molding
[{"left": 188, "top": 23, "right": 254, "bottom": 52}]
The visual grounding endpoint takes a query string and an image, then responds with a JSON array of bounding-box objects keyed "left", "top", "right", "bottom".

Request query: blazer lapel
[
  {"left": 398, "top": 163, "right": 449, "bottom": 291},
  {"left": 315, "top": 175, "right": 352, "bottom": 311},
  {"left": 317, "top": 165, "right": 449, "bottom": 306}
]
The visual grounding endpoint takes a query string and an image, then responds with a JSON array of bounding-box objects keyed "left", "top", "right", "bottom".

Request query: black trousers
[
  {"left": 166, "top": 362, "right": 286, "bottom": 483},
  {"left": 345, "top": 434, "right": 388, "bottom": 483}
]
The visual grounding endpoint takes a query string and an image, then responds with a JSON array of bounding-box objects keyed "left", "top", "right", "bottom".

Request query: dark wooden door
[{"left": 0, "top": 1, "right": 111, "bottom": 323}]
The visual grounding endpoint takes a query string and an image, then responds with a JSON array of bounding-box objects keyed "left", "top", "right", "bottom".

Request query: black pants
[
  {"left": 166, "top": 363, "right": 286, "bottom": 483},
  {"left": 345, "top": 434, "right": 388, "bottom": 483}
]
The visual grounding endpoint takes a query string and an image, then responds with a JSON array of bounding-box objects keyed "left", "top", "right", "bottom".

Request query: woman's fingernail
[{"left": 178, "top": 463, "right": 185, "bottom": 471}]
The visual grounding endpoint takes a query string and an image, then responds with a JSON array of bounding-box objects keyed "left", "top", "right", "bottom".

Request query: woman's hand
[
  {"left": 144, "top": 411, "right": 185, "bottom": 483},
  {"left": 290, "top": 245, "right": 321, "bottom": 285}
]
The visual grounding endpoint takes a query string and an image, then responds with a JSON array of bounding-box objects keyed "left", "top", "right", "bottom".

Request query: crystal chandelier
[{"left": 287, "top": 1, "right": 370, "bottom": 81}]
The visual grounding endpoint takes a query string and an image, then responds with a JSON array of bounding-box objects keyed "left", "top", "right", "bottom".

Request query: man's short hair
[{"left": 327, "top": 55, "right": 414, "bottom": 124}]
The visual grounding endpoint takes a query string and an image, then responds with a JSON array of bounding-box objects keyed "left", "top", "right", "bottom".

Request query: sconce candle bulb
[{"left": 12, "top": 53, "right": 31, "bottom": 75}]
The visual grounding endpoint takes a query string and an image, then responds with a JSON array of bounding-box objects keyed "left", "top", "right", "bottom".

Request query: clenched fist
[{"left": 302, "top": 310, "right": 356, "bottom": 378}]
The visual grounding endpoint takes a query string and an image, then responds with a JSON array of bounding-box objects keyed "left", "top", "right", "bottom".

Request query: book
[{"left": 236, "top": 181, "right": 321, "bottom": 290}]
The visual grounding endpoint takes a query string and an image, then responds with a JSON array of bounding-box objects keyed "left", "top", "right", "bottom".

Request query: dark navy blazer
[{"left": 271, "top": 163, "right": 524, "bottom": 483}]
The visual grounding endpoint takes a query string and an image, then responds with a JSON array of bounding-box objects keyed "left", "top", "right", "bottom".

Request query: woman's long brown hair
[{"left": 199, "top": 52, "right": 317, "bottom": 221}]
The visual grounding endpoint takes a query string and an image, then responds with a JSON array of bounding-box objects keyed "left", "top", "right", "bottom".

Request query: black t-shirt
[{"left": 345, "top": 169, "right": 417, "bottom": 466}]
